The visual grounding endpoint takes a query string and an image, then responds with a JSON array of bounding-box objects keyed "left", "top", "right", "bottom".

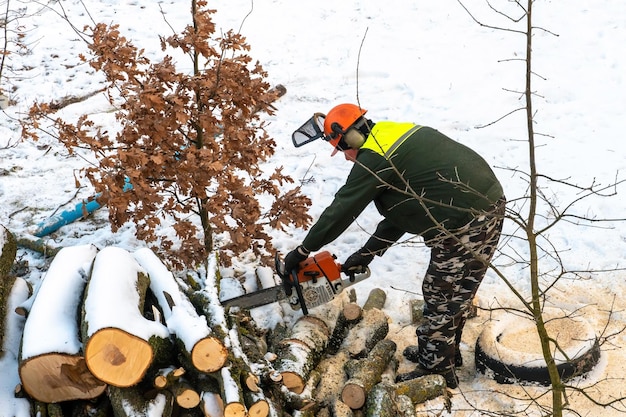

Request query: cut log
[
  {"left": 342, "top": 308, "right": 389, "bottom": 359},
  {"left": 313, "top": 350, "right": 350, "bottom": 407},
  {"left": 0, "top": 224, "right": 16, "bottom": 277},
  {"left": 108, "top": 385, "right": 174, "bottom": 417},
  {"left": 18, "top": 245, "right": 107, "bottom": 403},
  {"left": 393, "top": 374, "right": 447, "bottom": 405},
  {"left": 396, "top": 394, "right": 417, "bottom": 417},
  {"left": 201, "top": 391, "right": 225, "bottom": 417},
  {"left": 364, "top": 383, "right": 397, "bottom": 417},
  {"left": 277, "top": 368, "right": 320, "bottom": 411},
  {"left": 134, "top": 248, "right": 228, "bottom": 373},
  {"left": 196, "top": 375, "right": 225, "bottom": 417},
  {"left": 275, "top": 315, "right": 331, "bottom": 393},
  {"left": 245, "top": 390, "right": 271, "bottom": 417},
  {"left": 340, "top": 288, "right": 389, "bottom": 358},
  {"left": 409, "top": 299, "right": 425, "bottom": 325},
  {"left": 330, "top": 399, "right": 354, "bottom": 417},
  {"left": 327, "top": 302, "right": 362, "bottom": 355},
  {"left": 0, "top": 224, "right": 17, "bottom": 348},
  {"left": 219, "top": 365, "right": 247, "bottom": 417},
  {"left": 172, "top": 378, "right": 201, "bottom": 409},
  {"left": 341, "top": 339, "right": 397, "bottom": 410},
  {"left": 380, "top": 356, "right": 399, "bottom": 385},
  {"left": 14, "top": 233, "right": 62, "bottom": 258},
  {"left": 83, "top": 246, "right": 170, "bottom": 387},
  {"left": 1, "top": 276, "right": 31, "bottom": 417},
  {"left": 153, "top": 366, "right": 186, "bottom": 389},
  {"left": 362, "top": 288, "right": 386, "bottom": 311}
]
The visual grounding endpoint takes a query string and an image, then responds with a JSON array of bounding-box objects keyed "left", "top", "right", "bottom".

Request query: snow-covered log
[
  {"left": 341, "top": 338, "right": 397, "bottom": 410},
  {"left": 364, "top": 383, "right": 397, "bottom": 417},
  {"left": 327, "top": 302, "right": 362, "bottom": 355},
  {"left": 134, "top": 247, "right": 228, "bottom": 373},
  {"left": 18, "top": 245, "right": 107, "bottom": 403},
  {"left": 313, "top": 350, "right": 350, "bottom": 408},
  {"left": 0, "top": 276, "right": 31, "bottom": 417},
  {"left": 219, "top": 365, "right": 247, "bottom": 417},
  {"left": 274, "top": 315, "right": 331, "bottom": 394},
  {"left": 196, "top": 375, "right": 226, "bottom": 416},
  {"left": 342, "top": 289, "right": 389, "bottom": 358},
  {"left": 83, "top": 246, "right": 170, "bottom": 387},
  {"left": 244, "top": 390, "right": 270, "bottom": 417}
]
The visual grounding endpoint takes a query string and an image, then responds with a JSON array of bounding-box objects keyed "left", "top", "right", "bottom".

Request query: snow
[
  {"left": 133, "top": 247, "right": 212, "bottom": 353},
  {"left": 0, "top": 279, "right": 30, "bottom": 416},
  {"left": 0, "top": 0, "right": 625, "bottom": 416},
  {"left": 84, "top": 246, "right": 169, "bottom": 340},
  {"left": 20, "top": 244, "right": 97, "bottom": 359}
]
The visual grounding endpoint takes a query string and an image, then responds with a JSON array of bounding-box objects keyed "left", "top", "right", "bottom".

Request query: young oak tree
[{"left": 22, "top": 0, "right": 311, "bottom": 269}]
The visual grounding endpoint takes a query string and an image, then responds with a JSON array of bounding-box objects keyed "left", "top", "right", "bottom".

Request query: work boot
[
  {"left": 403, "top": 345, "right": 463, "bottom": 367},
  {"left": 395, "top": 364, "right": 458, "bottom": 389}
]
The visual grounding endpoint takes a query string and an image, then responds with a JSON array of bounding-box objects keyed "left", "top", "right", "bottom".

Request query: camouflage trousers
[{"left": 416, "top": 198, "right": 505, "bottom": 370}]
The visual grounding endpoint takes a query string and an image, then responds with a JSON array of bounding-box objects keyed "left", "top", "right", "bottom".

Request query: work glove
[
  {"left": 284, "top": 245, "right": 310, "bottom": 274},
  {"left": 341, "top": 249, "right": 374, "bottom": 275},
  {"left": 282, "top": 245, "right": 310, "bottom": 296}
]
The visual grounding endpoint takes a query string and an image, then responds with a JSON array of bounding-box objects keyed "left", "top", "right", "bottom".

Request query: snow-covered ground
[{"left": 1, "top": 1, "right": 625, "bottom": 416}]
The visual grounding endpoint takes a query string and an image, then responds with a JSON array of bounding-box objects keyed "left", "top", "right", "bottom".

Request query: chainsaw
[{"left": 221, "top": 251, "right": 371, "bottom": 315}]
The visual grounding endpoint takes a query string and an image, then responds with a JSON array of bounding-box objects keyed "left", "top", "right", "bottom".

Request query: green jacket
[{"left": 302, "top": 122, "right": 504, "bottom": 254}]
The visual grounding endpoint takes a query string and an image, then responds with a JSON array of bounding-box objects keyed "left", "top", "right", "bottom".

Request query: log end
[
  {"left": 19, "top": 354, "right": 107, "bottom": 403},
  {"left": 248, "top": 399, "right": 270, "bottom": 417},
  {"left": 176, "top": 388, "right": 201, "bottom": 409},
  {"left": 224, "top": 402, "right": 247, "bottom": 417},
  {"left": 281, "top": 371, "right": 306, "bottom": 394},
  {"left": 85, "top": 328, "right": 154, "bottom": 387},
  {"left": 192, "top": 336, "right": 228, "bottom": 373},
  {"left": 341, "top": 381, "right": 366, "bottom": 410},
  {"left": 343, "top": 302, "right": 363, "bottom": 322}
]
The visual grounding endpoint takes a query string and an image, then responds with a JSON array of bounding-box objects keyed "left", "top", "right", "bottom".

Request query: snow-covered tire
[{"left": 475, "top": 308, "right": 601, "bottom": 385}]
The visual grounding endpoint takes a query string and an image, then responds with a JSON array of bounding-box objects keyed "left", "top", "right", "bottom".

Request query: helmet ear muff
[
  {"left": 343, "top": 128, "right": 366, "bottom": 149},
  {"left": 331, "top": 122, "right": 344, "bottom": 137}
]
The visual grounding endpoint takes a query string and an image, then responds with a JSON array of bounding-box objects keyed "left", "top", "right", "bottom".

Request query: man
[{"left": 284, "top": 103, "right": 505, "bottom": 388}]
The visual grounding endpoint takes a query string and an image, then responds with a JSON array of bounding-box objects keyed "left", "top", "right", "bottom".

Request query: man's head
[{"left": 324, "top": 103, "right": 368, "bottom": 155}]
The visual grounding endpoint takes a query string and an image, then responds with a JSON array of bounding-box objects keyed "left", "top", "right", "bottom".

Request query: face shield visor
[{"left": 291, "top": 113, "right": 327, "bottom": 148}]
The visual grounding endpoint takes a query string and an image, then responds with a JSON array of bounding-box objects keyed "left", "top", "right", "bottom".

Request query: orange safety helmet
[{"left": 323, "top": 103, "right": 367, "bottom": 149}]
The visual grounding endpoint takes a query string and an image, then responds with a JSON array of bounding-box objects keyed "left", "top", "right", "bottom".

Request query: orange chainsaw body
[
  {"left": 292, "top": 251, "right": 344, "bottom": 309},
  {"left": 295, "top": 251, "right": 342, "bottom": 283}
]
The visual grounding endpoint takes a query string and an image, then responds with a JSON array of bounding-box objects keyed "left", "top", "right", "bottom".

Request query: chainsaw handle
[
  {"left": 343, "top": 266, "right": 371, "bottom": 282},
  {"left": 290, "top": 268, "right": 309, "bottom": 315}
]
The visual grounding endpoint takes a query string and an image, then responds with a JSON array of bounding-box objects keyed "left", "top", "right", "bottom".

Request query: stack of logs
[{"left": 0, "top": 226, "right": 449, "bottom": 417}]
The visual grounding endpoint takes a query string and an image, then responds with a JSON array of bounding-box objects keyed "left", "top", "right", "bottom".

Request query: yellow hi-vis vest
[{"left": 360, "top": 122, "right": 423, "bottom": 159}]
